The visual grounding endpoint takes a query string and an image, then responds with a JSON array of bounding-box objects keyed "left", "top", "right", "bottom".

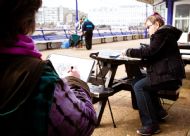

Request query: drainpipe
[{"left": 166, "top": 0, "right": 173, "bottom": 25}]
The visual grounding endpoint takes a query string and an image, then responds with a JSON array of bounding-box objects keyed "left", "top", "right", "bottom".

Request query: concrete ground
[{"left": 40, "top": 39, "right": 190, "bottom": 136}]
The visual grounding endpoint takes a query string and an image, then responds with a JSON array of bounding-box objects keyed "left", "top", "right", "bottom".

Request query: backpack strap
[{"left": 0, "top": 55, "right": 45, "bottom": 115}]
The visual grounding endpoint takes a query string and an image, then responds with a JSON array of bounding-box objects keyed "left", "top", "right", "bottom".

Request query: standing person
[
  {"left": 123, "top": 12, "right": 185, "bottom": 135},
  {"left": 82, "top": 17, "right": 95, "bottom": 50},
  {"left": 0, "top": 0, "right": 97, "bottom": 136},
  {"left": 76, "top": 18, "right": 84, "bottom": 33},
  {"left": 75, "top": 18, "right": 84, "bottom": 47}
]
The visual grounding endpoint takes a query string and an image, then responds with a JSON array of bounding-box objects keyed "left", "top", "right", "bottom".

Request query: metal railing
[{"left": 31, "top": 28, "right": 146, "bottom": 41}]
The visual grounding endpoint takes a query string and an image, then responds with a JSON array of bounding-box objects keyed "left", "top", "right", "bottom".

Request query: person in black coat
[
  {"left": 82, "top": 18, "right": 95, "bottom": 50},
  {"left": 123, "top": 12, "right": 186, "bottom": 135}
]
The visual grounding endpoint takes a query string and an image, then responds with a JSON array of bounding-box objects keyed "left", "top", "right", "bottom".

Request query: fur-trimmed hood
[{"left": 157, "top": 25, "right": 182, "bottom": 41}]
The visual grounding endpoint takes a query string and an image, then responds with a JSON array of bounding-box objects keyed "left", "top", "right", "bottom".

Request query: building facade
[
  {"left": 35, "top": 2, "right": 153, "bottom": 30},
  {"left": 36, "top": 6, "right": 87, "bottom": 29},
  {"left": 88, "top": 3, "right": 153, "bottom": 29}
]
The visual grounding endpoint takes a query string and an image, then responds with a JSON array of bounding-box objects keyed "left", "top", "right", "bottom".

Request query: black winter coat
[{"left": 127, "top": 25, "right": 186, "bottom": 85}]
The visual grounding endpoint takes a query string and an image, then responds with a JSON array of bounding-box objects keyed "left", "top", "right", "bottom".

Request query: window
[
  {"left": 153, "top": 2, "right": 167, "bottom": 20},
  {"left": 173, "top": 2, "right": 190, "bottom": 33}
]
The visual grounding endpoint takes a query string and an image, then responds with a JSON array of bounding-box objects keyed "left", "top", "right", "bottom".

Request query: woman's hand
[{"left": 67, "top": 66, "right": 80, "bottom": 79}]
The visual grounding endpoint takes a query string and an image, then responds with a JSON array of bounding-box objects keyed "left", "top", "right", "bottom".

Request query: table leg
[
  {"left": 90, "top": 62, "right": 118, "bottom": 126},
  {"left": 107, "top": 99, "right": 116, "bottom": 128},
  {"left": 95, "top": 99, "right": 107, "bottom": 126},
  {"left": 131, "top": 90, "right": 138, "bottom": 109}
]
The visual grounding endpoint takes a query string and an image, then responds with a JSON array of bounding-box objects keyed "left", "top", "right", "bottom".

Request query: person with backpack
[
  {"left": 82, "top": 17, "right": 95, "bottom": 50},
  {"left": 0, "top": 0, "right": 97, "bottom": 136}
]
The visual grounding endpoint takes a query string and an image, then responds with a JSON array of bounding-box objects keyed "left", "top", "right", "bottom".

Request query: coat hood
[{"left": 157, "top": 25, "right": 182, "bottom": 41}]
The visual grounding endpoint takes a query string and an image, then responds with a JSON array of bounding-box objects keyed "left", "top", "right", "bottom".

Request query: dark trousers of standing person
[
  {"left": 132, "top": 76, "right": 181, "bottom": 127},
  {"left": 84, "top": 30, "right": 93, "bottom": 50}
]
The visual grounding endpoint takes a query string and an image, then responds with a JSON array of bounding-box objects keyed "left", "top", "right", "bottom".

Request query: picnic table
[{"left": 88, "top": 49, "right": 182, "bottom": 127}]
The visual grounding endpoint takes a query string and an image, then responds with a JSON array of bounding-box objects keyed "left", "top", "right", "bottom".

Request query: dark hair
[
  {"left": 0, "top": 0, "right": 42, "bottom": 46},
  {"left": 145, "top": 12, "right": 165, "bottom": 27}
]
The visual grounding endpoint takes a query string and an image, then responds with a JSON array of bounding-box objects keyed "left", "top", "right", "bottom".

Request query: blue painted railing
[{"left": 31, "top": 28, "right": 146, "bottom": 41}]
